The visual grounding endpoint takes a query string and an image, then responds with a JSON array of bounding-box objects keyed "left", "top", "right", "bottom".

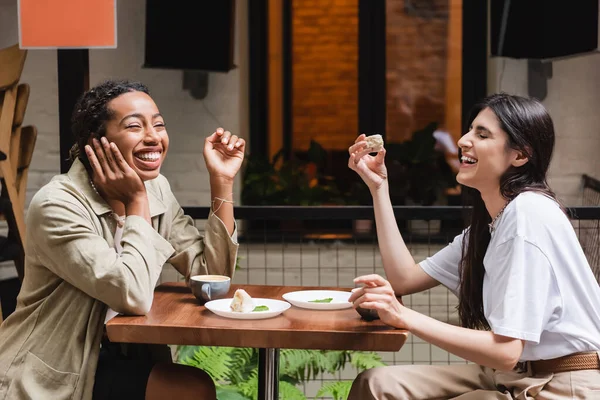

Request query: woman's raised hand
[
  {"left": 85, "top": 137, "right": 146, "bottom": 204},
  {"left": 348, "top": 134, "right": 388, "bottom": 191},
  {"left": 203, "top": 127, "right": 246, "bottom": 185}
]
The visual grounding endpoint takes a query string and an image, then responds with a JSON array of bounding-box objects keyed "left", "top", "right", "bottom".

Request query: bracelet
[{"left": 211, "top": 195, "right": 234, "bottom": 214}]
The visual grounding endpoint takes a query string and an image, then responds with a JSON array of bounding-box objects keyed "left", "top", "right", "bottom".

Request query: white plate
[
  {"left": 282, "top": 290, "right": 352, "bottom": 310},
  {"left": 204, "top": 298, "right": 291, "bottom": 320}
]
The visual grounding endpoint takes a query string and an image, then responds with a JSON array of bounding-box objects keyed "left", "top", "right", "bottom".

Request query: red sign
[{"left": 19, "top": 0, "right": 116, "bottom": 48}]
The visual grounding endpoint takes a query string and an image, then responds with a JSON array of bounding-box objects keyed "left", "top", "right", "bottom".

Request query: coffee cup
[
  {"left": 356, "top": 306, "right": 380, "bottom": 321},
  {"left": 190, "top": 275, "right": 231, "bottom": 305}
]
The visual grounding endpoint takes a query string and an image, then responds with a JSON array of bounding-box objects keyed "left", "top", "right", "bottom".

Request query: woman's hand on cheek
[
  {"left": 350, "top": 274, "right": 407, "bottom": 329},
  {"left": 85, "top": 137, "right": 146, "bottom": 204},
  {"left": 203, "top": 127, "right": 246, "bottom": 184}
]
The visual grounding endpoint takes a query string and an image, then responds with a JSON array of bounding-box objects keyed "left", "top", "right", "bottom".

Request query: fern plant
[
  {"left": 177, "top": 346, "right": 385, "bottom": 400},
  {"left": 315, "top": 381, "right": 352, "bottom": 400}
]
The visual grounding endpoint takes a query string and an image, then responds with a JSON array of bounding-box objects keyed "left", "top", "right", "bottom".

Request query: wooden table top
[{"left": 106, "top": 282, "right": 408, "bottom": 352}]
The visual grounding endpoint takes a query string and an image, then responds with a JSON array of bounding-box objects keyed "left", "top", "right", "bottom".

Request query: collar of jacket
[{"left": 67, "top": 158, "right": 168, "bottom": 218}]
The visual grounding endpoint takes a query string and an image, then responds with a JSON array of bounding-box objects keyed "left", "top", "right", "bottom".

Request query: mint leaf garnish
[{"left": 309, "top": 298, "right": 333, "bottom": 303}]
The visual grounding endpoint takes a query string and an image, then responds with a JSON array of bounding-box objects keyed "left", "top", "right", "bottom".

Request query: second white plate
[
  {"left": 282, "top": 290, "right": 352, "bottom": 310},
  {"left": 205, "top": 298, "right": 291, "bottom": 320}
]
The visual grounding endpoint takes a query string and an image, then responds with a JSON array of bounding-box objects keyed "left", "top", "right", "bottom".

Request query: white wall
[
  {"left": 1, "top": 0, "right": 248, "bottom": 207},
  {"left": 543, "top": 55, "right": 600, "bottom": 205},
  {"left": 488, "top": 54, "right": 600, "bottom": 206}
]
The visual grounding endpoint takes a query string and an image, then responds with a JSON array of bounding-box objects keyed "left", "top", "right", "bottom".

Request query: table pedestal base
[{"left": 258, "top": 348, "right": 280, "bottom": 400}]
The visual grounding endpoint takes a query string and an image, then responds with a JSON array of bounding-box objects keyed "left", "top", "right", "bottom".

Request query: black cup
[{"left": 355, "top": 306, "right": 380, "bottom": 321}]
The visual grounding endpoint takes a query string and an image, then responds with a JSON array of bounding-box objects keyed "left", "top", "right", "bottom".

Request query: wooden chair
[
  {"left": 0, "top": 123, "right": 37, "bottom": 281},
  {"left": 0, "top": 44, "right": 30, "bottom": 281}
]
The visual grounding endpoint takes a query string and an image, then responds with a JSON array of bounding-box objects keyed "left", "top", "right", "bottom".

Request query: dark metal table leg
[{"left": 258, "top": 348, "right": 279, "bottom": 400}]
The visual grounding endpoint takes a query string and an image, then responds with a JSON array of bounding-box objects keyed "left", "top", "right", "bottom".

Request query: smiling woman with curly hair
[{"left": 0, "top": 79, "right": 245, "bottom": 400}]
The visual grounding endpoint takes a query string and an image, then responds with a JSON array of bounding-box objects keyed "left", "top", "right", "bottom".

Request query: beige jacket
[{"left": 0, "top": 159, "right": 239, "bottom": 400}]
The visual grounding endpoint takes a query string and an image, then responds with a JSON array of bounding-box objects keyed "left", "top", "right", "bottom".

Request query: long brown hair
[{"left": 458, "top": 93, "right": 559, "bottom": 329}]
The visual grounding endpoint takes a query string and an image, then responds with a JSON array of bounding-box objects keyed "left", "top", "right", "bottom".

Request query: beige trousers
[{"left": 348, "top": 358, "right": 600, "bottom": 399}]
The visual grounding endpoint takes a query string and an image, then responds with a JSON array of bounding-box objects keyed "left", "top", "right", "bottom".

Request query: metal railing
[{"left": 582, "top": 175, "right": 600, "bottom": 282}]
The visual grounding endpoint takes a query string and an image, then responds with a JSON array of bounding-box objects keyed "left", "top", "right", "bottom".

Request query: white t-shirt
[{"left": 421, "top": 191, "right": 600, "bottom": 361}]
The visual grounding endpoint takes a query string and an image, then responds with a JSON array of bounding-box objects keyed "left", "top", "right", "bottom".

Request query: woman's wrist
[
  {"left": 209, "top": 182, "right": 236, "bottom": 234},
  {"left": 397, "top": 306, "right": 420, "bottom": 332},
  {"left": 125, "top": 189, "right": 148, "bottom": 206},
  {"left": 370, "top": 181, "right": 389, "bottom": 198},
  {"left": 210, "top": 175, "right": 235, "bottom": 188},
  {"left": 124, "top": 195, "right": 151, "bottom": 223},
  {"left": 210, "top": 181, "right": 234, "bottom": 197}
]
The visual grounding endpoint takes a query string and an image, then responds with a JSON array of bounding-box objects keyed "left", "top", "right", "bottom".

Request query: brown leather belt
[{"left": 530, "top": 352, "right": 600, "bottom": 375}]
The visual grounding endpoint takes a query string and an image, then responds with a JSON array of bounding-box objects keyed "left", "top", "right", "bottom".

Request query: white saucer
[
  {"left": 204, "top": 298, "right": 291, "bottom": 320},
  {"left": 282, "top": 290, "right": 352, "bottom": 310}
]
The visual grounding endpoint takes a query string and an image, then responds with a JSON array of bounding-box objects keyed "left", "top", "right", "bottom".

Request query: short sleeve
[
  {"left": 485, "top": 236, "right": 561, "bottom": 343},
  {"left": 419, "top": 231, "right": 464, "bottom": 297}
]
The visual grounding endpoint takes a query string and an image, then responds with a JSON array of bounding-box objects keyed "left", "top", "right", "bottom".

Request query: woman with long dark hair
[{"left": 347, "top": 93, "right": 600, "bottom": 398}]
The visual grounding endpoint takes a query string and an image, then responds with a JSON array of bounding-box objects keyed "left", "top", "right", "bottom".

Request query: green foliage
[
  {"left": 279, "top": 381, "right": 307, "bottom": 400},
  {"left": 216, "top": 387, "right": 250, "bottom": 400},
  {"left": 385, "top": 122, "right": 456, "bottom": 205},
  {"left": 241, "top": 140, "right": 345, "bottom": 205},
  {"left": 178, "top": 346, "right": 233, "bottom": 383},
  {"left": 177, "top": 346, "right": 385, "bottom": 400},
  {"left": 235, "top": 369, "right": 259, "bottom": 400},
  {"left": 279, "top": 349, "right": 350, "bottom": 383},
  {"left": 315, "top": 381, "right": 353, "bottom": 400},
  {"left": 350, "top": 351, "right": 386, "bottom": 370}
]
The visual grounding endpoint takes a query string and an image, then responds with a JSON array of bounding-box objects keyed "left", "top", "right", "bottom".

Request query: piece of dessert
[
  {"left": 230, "top": 289, "right": 255, "bottom": 313},
  {"left": 365, "top": 134, "right": 384, "bottom": 152}
]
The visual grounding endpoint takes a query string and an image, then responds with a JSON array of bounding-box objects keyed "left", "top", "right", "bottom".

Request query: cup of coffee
[
  {"left": 356, "top": 306, "right": 380, "bottom": 321},
  {"left": 190, "top": 275, "right": 231, "bottom": 305}
]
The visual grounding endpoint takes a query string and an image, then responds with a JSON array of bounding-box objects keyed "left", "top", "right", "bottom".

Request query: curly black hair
[{"left": 69, "top": 79, "right": 149, "bottom": 170}]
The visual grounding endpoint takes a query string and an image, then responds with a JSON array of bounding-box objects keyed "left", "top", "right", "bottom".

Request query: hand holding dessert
[{"left": 348, "top": 134, "right": 388, "bottom": 192}]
